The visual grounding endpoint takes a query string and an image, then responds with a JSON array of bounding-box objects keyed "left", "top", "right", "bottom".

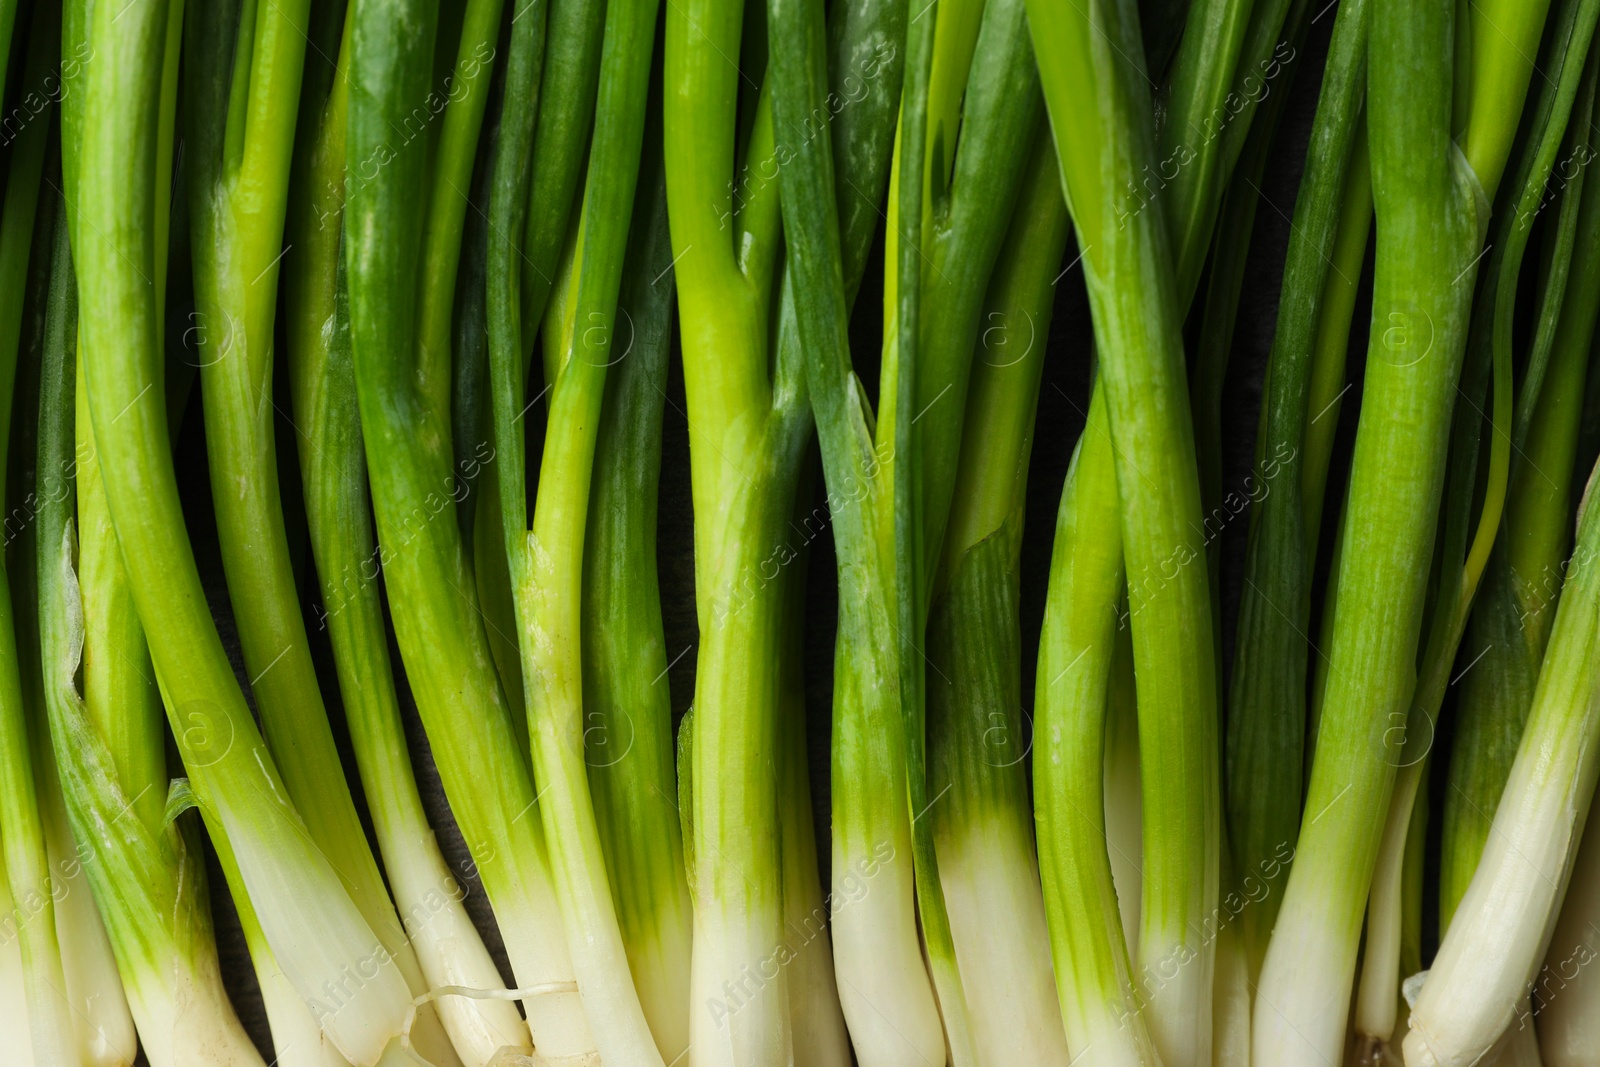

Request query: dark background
[{"left": 165, "top": 8, "right": 1377, "bottom": 1061}]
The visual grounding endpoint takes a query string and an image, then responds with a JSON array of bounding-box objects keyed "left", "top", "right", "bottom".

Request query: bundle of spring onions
[{"left": 5, "top": 0, "right": 1600, "bottom": 1062}]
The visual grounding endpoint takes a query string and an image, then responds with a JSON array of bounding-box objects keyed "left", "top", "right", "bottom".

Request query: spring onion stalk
[
  {"left": 824, "top": 1, "right": 954, "bottom": 1052},
  {"left": 204, "top": 802, "right": 354, "bottom": 1067},
  {"left": 182, "top": 3, "right": 463, "bottom": 1062},
  {"left": 1505, "top": 16, "right": 1600, "bottom": 464},
  {"left": 663, "top": 16, "right": 806, "bottom": 1051},
  {"left": 1294, "top": 121, "right": 1376, "bottom": 780},
  {"left": 1291, "top": 141, "right": 1371, "bottom": 828},
  {"left": 1252, "top": 0, "right": 1550, "bottom": 1059},
  {"left": 1353, "top": 11, "right": 1598, "bottom": 1052},
  {"left": 0, "top": 154, "right": 47, "bottom": 1067},
  {"left": 1299, "top": 122, "right": 1370, "bottom": 562},
  {"left": 0, "top": 860, "right": 32, "bottom": 1065},
  {"left": 447, "top": 116, "right": 515, "bottom": 727},
  {"left": 924, "top": 130, "right": 1071, "bottom": 1066},
  {"left": 810, "top": 0, "right": 1052, "bottom": 1057},
  {"left": 1383, "top": 777, "right": 1429, "bottom": 1062},
  {"left": 34, "top": 624, "right": 137, "bottom": 1067},
  {"left": 1221, "top": 0, "right": 1366, "bottom": 979},
  {"left": 1184, "top": 10, "right": 1318, "bottom": 1032},
  {"left": 582, "top": 211, "right": 761, "bottom": 1040},
  {"left": 1188, "top": 26, "right": 1314, "bottom": 1033},
  {"left": 2, "top": 222, "right": 50, "bottom": 1064},
  {"left": 664, "top": 0, "right": 902, "bottom": 1056},
  {"left": 1034, "top": 384, "right": 1161, "bottom": 1066},
  {"left": 1211, "top": 870, "right": 1251, "bottom": 1063},
  {"left": 892, "top": 11, "right": 1058, "bottom": 1057},
  {"left": 20, "top": 221, "right": 126, "bottom": 1067},
  {"left": 1191, "top": 143, "right": 1264, "bottom": 550},
  {"left": 0, "top": 0, "right": 15, "bottom": 136},
  {"left": 485, "top": 0, "right": 669, "bottom": 1056},
  {"left": 767, "top": 2, "right": 909, "bottom": 1051},
  {"left": 517, "top": 0, "right": 605, "bottom": 371},
  {"left": 1029, "top": 0, "right": 1236, "bottom": 1051},
  {"left": 1140, "top": 0, "right": 1190, "bottom": 81},
  {"left": 773, "top": 486, "right": 853, "bottom": 1067},
  {"left": 78, "top": 1, "right": 436, "bottom": 1062},
  {"left": 1441, "top": 25, "right": 1600, "bottom": 932},
  {"left": 13, "top": 181, "right": 139, "bottom": 1067},
  {"left": 1523, "top": 244, "right": 1600, "bottom": 1062},
  {"left": 0, "top": 22, "right": 79, "bottom": 1067},
  {"left": 6, "top": 35, "right": 140, "bottom": 1067},
  {"left": 1032, "top": 0, "right": 1280, "bottom": 1046},
  {"left": 472, "top": 0, "right": 612, "bottom": 740},
  {"left": 36, "top": 195, "right": 266, "bottom": 1066},
  {"left": 1401, "top": 460, "right": 1600, "bottom": 1064},
  {"left": 765, "top": 0, "right": 953, "bottom": 1057},
  {"left": 0, "top": 559, "right": 75, "bottom": 1067},
  {"left": 1190, "top": 0, "right": 1312, "bottom": 652},
  {"left": 345, "top": 0, "right": 603, "bottom": 1055},
  {"left": 11, "top": 11, "right": 145, "bottom": 1066},
  {"left": 1535, "top": 780, "right": 1600, "bottom": 1064},
  {"left": 1156, "top": 0, "right": 1264, "bottom": 305},
  {"left": 63, "top": 2, "right": 330, "bottom": 1063},
  {"left": 64, "top": 4, "right": 347, "bottom": 1065},
  {"left": 570, "top": 135, "right": 696, "bottom": 1057},
  {"left": 1104, "top": 622, "right": 1142, "bottom": 953},
  {"left": 1423, "top": 43, "right": 1600, "bottom": 1064},
  {"left": 1302, "top": 236, "right": 1366, "bottom": 775},
  {"left": 282, "top": 8, "right": 534, "bottom": 1064}
]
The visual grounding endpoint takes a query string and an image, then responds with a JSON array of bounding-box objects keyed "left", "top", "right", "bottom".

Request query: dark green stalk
[
  {"left": 471, "top": 0, "right": 611, "bottom": 725},
  {"left": 1187, "top": 0, "right": 1310, "bottom": 613},
  {"left": 1222, "top": 0, "right": 1368, "bottom": 980},
  {"left": 1299, "top": 121, "right": 1371, "bottom": 561},
  {"left": 518, "top": 0, "right": 605, "bottom": 363},
  {"left": 1141, "top": 0, "right": 1192, "bottom": 78},
  {"left": 1158, "top": 0, "right": 1284, "bottom": 305},
  {"left": 0, "top": 0, "right": 17, "bottom": 109},
  {"left": 897, "top": 0, "right": 1043, "bottom": 596}
]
